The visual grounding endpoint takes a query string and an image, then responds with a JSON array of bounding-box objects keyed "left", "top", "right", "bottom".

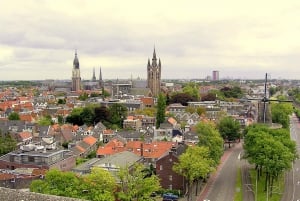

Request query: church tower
[
  {"left": 99, "top": 67, "right": 103, "bottom": 88},
  {"left": 72, "top": 50, "right": 81, "bottom": 91},
  {"left": 147, "top": 47, "right": 161, "bottom": 97},
  {"left": 92, "top": 67, "right": 96, "bottom": 82}
]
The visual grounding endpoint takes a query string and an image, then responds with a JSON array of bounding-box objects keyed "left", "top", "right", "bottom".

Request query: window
[
  {"left": 160, "top": 165, "right": 163, "bottom": 170},
  {"left": 28, "top": 156, "right": 34, "bottom": 162},
  {"left": 169, "top": 175, "right": 173, "bottom": 181}
]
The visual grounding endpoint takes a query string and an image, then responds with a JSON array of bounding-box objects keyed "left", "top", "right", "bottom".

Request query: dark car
[{"left": 162, "top": 193, "right": 178, "bottom": 201}]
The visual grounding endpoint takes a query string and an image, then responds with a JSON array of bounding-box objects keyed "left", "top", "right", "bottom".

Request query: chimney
[{"left": 140, "top": 142, "right": 143, "bottom": 157}]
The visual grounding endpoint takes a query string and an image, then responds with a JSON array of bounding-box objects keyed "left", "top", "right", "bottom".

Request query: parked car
[{"left": 162, "top": 193, "right": 178, "bottom": 201}]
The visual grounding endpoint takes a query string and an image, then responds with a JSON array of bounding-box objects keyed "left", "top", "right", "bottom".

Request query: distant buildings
[{"left": 212, "top": 70, "right": 219, "bottom": 81}]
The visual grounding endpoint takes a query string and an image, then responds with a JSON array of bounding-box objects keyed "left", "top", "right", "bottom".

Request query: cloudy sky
[{"left": 1, "top": 0, "right": 300, "bottom": 81}]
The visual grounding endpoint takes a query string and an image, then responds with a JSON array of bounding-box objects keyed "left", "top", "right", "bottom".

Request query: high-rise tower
[
  {"left": 147, "top": 47, "right": 161, "bottom": 97},
  {"left": 212, "top": 70, "right": 219, "bottom": 81},
  {"left": 72, "top": 50, "right": 81, "bottom": 91}
]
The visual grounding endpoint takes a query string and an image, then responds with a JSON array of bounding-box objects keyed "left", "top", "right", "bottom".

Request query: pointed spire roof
[
  {"left": 73, "top": 50, "right": 79, "bottom": 69},
  {"left": 99, "top": 67, "right": 103, "bottom": 81},
  {"left": 147, "top": 58, "right": 151, "bottom": 67},
  {"left": 92, "top": 67, "right": 96, "bottom": 81},
  {"left": 153, "top": 46, "right": 157, "bottom": 60},
  {"left": 152, "top": 47, "right": 157, "bottom": 67}
]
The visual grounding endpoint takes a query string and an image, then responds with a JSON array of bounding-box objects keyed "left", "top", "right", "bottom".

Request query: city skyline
[{"left": 1, "top": 1, "right": 300, "bottom": 80}]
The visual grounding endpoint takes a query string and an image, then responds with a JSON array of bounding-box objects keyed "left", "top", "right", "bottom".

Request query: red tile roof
[
  {"left": 0, "top": 173, "right": 14, "bottom": 180},
  {"left": 97, "top": 139, "right": 175, "bottom": 159},
  {"left": 168, "top": 117, "right": 177, "bottom": 125},
  {"left": 75, "top": 145, "right": 85, "bottom": 153},
  {"left": 103, "top": 129, "right": 114, "bottom": 135},
  {"left": 18, "top": 131, "right": 32, "bottom": 140},
  {"left": 83, "top": 136, "right": 97, "bottom": 146},
  {"left": 96, "top": 139, "right": 125, "bottom": 156},
  {"left": 19, "top": 114, "right": 34, "bottom": 122},
  {"left": 140, "top": 97, "right": 154, "bottom": 106},
  {"left": 126, "top": 141, "right": 174, "bottom": 158}
]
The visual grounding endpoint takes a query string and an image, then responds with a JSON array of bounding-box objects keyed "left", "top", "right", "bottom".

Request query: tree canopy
[
  {"left": 8, "top": 112, "right": 20, "bottom": 120},
  {"left": 169, "top": 92, "right": 197, "bottom": 106},
  {"left": 117, "top": 163, "right": 161, "bottom": 201},
  {"left": 182, "top": 82, "right": 200, "bottom": 101},
  {"left": 271, "top": 102, "right": 293, "bottom": 128},
  {"left": 156, "top": 93, "right": 166, "bottom": 128},
  {"left": 243, "top": 124, "right": 297, "bottom": 194},
  {"left": 66, "top": 103, "right": 127, "bottom": 129},
  {"left": 30, "top": 168, "right": 116, "bottom": 201},
  {"left": 220, "top": 86, "right": 243, "bottom": 99},
  {"left": 196, "top": 122, "right": 224, "bottom": 167},
  {"left": 218, "top": 116, "right": 241, "bottom": 147},
  {"left": 0, "top": 130, "right": 17, "bottom": 156},
  {"left": 173, "top": 146, "right": 214, "bottom": 201}
]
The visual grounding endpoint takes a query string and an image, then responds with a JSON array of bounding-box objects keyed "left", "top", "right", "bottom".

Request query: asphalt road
[
  {"left": 281, "top": 114, "right": 300, "bottom": 201},
  {"left": 199, "top": 143, "right": 242, "bottom": 201}
]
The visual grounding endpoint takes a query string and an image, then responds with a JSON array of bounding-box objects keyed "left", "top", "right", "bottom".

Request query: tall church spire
[
  {"left": 73, "top": 50, "right": 79, "bottom": 69},
  {"left": 153, "top": 46, "right": 157, "bottom": 59},
  {"left": 99, "top": 67, "right": 103, "bottom": 88},
  {"left": 92, "top": 67, "right": 96, "bottom": 81},
  {"left": 152, "top": 47, "right": 157, "bottom": 67},
  {"left": 147, "top": 48, "right": 161, "bottom": 97},
  {"left": 72, "top": 50, "right": 81, "bottom": 91}
]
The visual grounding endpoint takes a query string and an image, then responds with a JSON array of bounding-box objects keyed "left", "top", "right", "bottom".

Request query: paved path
[
  {"left": 281, "top": 114, "right": 300, "bottom": 201},
  {"left": 197, "top": 143, "right": 242, "bottom": 201},
  {"left": 241, "top": 160, "right": 255, "bottom": 201}
]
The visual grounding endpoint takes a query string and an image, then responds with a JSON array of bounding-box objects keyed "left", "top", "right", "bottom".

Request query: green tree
[
  {"left": 30, "top": 169, "right": 81, "bottom": 197},
  {"left": 0, "top": 130, "right": 17, "bottom": 156},
  {"left": 80, "top": 106, "right": 95, "bottom": 126},
  {"left": 271, "top": 102, "right": 293, "bottom": 128},
  {"left": 94, "top": 105, "right": 110, "bottom": 126},
  {"left": 173, "top": 146, "right": 214, "bottom": 201},
  {"left": 81, "top": 167, "right": 116, "bottom": 201},
  {"left": 117, "top": 163, "right": 161, "bottom": 201},
  {"left": 79, "top": 92, "right": 89, "bottom": 101},
  {"left": 201, "top": 93, "right": 217, "bottom": 101},
  {"left": 66, "top": 108, "right": 84, "bottom": 126},
  {"left": 244, "top": 124, "right": 296, "bottom": 195},
  {"left": 102, "top": 90, "right": 111, "bottom": 98},
  {"left": 134, "top": 107, "right": 156, "bottom": 117},
  {"left": 218, "top": 116, "right": 241, "bottom": 148},
  {"left": 183, "top": 82, "right": 200, "bottom": 101},
  {"left": 57, "top": 98, "right": 66, "bottom": 104},
  {"left": 169, "top": 92, "right": 197, "bottom": 106},
  {"left": 196, "top": 122, "right": 224, "bottom": 167},
  {"left": 57, "top": 115, "right": 64, "bottom": 125},
  {"left": 196, "top": 107, "right": 206, "bottom": 116},
  {"left": 220, "top": 86, "right": 243, "bottom": 99},
  {"left": 8, "top": 112, "right": 20, "bottom": 120},
  {"left": 38, "top": 115, "right": 53, "bottom": 126},
  {"left": 109, "top": 103, "right": 127, "bottom": 128},
  {"left": 30, "top": 168, "right": 116, "bottom": 201},
  {"left": 156, "top": 93, "right": 166, "bottom": 128},
  {"left": 269, "top": 87, "right": 276, "bottom": 97}
]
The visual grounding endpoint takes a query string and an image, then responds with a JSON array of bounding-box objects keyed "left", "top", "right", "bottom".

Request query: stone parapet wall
[{"left": 0, "top": 187, "right": 85, "bottom": 201}]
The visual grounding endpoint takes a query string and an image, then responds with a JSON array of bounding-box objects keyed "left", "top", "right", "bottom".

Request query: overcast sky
[{"left": 1, "top": 0, "right": 300, "bottom": 81}]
